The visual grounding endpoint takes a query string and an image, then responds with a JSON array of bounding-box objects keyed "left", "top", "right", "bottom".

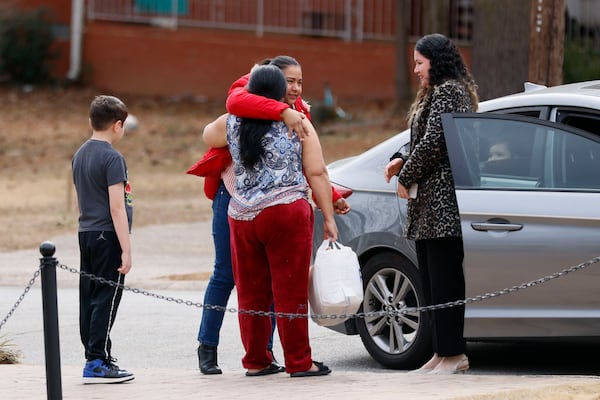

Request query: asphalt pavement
[{"left": 0, "top": 222, "right": 598, "bottom": 399}]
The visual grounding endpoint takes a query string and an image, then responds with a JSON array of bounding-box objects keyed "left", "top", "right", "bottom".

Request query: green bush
[
  {"left": 563, "top": 40, "right": 600, "bottom": 84},
  {"left": 0, "top": 7, "right": 55, "bottom": 84}
]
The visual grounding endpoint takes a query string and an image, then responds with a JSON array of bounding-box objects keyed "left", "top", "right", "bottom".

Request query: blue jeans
[{"left": 197, "top": 181, "right": 275, "bottom": 349}]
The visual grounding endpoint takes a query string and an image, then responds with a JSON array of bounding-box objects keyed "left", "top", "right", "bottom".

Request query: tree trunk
[
  {"left": 471, "top": 0, "right": 531, "bottom": 100},
  {"left": 528, "top": 0, "right": 566, "bottom": 86},
  {"left": 395, "top": 0, "right": 411, "bottom": 107}
]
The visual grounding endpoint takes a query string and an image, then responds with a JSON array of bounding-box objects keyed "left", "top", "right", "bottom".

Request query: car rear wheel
[{"left": 356, "top": 252, "right": 432, "bottom": 369}]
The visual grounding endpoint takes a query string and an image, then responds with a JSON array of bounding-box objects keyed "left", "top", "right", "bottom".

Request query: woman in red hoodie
[
  {"left": 227, "top": 56, "right": 311, "bottom": 139},
  {"left": 228, "top": 55, "right": 349, "bottom": 213}
]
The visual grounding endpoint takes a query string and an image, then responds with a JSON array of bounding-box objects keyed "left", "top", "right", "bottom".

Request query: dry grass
[
  {"left": 453, "top": 383, "right": 600, "bottom": 400},
  {"left": 0, "top": 334, "right": 21, "bottom": 364},
  {"left": 0, "top": 85, "right": 403, "bottom": 252}
]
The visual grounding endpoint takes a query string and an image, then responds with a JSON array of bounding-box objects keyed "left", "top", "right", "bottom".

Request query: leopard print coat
[{"left": 397, "top": 79, "right": 475, "bottom": 241}]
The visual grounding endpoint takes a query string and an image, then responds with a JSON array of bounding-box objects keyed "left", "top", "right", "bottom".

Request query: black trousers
[
  {"left": 415, "top": 236, "right": 466, "bottom": 357},
  {"left": 78, "top": 231, "right": 124, "bottom": 363}
]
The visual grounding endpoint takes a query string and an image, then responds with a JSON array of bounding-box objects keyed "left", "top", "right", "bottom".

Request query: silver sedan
[{"left": 313, "top": 80, "right": 600, "bottom": 369}]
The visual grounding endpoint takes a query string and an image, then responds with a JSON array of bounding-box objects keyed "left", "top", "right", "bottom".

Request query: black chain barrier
[
  {"left": 2, "top": 254, "right": 600, "bottom": 329},
  {"left": 0, "top": 268, "right": 41, "bottom": 330}
]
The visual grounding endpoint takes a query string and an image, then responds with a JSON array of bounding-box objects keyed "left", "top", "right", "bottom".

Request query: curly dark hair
[
  {"left": 416, "top": 33, "right": 469, "bottom": 86},
  {"left": 409, "top": 33, "right": 479, "bottom": 118}
]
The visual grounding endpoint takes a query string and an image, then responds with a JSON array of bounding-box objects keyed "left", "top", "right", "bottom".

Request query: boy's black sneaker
[{"left": 82, "top": 359, "right": 134, "bottom": 384}]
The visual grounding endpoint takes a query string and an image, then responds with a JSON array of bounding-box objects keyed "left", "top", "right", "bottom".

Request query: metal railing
[{"left": 87, "top": 0, "right": 398, "bottom": 41}]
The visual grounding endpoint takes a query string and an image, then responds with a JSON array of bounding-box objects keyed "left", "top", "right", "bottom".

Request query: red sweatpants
[{"left": 229, "top": 199, "right": 314, "bottom": 373}]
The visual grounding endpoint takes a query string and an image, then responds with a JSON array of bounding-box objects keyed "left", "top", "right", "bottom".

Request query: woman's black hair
[
  {"left": 256, "top": 55, "right": 300, "bottom": 71},
  {"left": 247, "top": 64, "right": 287, "bottom": 101},
  {"left": 268, "top": 55, "right": 300, "bottom": 71},
  {"left": 239, "top": 64, "right": 287, "bottom": 169},
  {"left": 415, "top": 33, "right": 469, "bottom": 86},
  {"left": 409, "top": 33, "right": 479, "bottom": 121}
]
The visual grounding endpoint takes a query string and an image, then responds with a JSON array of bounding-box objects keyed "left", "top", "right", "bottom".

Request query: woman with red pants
[
  {"left": 204, "top": 64, "right": 337, "bottom": 377},
  {"left": 194, "top": 55, "right": 349, "bottom": 375}
]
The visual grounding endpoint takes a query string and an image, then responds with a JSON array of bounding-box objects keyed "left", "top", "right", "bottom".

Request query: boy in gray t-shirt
[{"left": 72, "top": 95, "right": 134, "bottom": 384}]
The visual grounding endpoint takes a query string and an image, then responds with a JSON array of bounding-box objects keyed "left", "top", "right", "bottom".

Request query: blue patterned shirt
[{"left": 226, "top": 114, "right": 308, "bottom": 220}]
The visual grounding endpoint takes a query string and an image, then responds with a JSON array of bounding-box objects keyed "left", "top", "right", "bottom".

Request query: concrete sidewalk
[
  {"left": 1, "top": 364, "right": 599, "bottom": 400},
  {"left": 1, "top": 222, "right": 599, "bottom": 400}
]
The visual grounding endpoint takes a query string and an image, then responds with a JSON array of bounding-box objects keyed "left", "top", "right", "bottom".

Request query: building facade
[{"left": 9, "top": 1, "right": 580, "bottom": 103}]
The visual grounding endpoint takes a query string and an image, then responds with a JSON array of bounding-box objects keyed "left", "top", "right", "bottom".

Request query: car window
[
  {"left": 488, "top": 106, "right": 547, "bottom": 120},
  {"left": 555, "top": 109, "right": 600, "bottom": 135},
  {"left": 552, "top": 130, "right": 600, "bottom": 189},
  {"left": 442, "top": 113, "right": 600, "bottom": 191}
]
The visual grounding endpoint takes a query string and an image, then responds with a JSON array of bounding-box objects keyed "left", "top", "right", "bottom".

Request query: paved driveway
[{"left": 1, "top": 222, "right": 599, "bottom": 399}]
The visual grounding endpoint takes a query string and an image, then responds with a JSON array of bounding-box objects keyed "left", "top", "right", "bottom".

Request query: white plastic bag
[{"left": 308, "top": 240, "right": 363, "bottom": 326}]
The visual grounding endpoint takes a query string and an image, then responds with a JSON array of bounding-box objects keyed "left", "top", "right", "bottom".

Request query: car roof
[
  {"left": 480, "top": 80, "right": 600, "bottom": 112},
  {"left": 328, "top": 80, "right": 600, "bottom": 191}
]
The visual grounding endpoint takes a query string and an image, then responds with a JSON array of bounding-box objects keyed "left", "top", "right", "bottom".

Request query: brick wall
[
  {"left": 83, "top": 22, "right": 400, "bottom": 104},
  {"left": 10, "top": 1, "right": 474, "bottom": 103},
  {"left": 14, "top": 0, "right": 71, "bottom": 22}
]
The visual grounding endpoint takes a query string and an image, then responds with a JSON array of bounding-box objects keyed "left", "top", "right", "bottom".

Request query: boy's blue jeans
[{"left": 197, "top": 181, "right": 275, "bottom": 349}]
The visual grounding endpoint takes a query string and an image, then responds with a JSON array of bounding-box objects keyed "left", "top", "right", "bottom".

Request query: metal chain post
[{"left": 39, "top": 241, "right": 62, "bottom": 400}]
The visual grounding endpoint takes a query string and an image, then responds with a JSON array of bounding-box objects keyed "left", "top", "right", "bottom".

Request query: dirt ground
[{"left": 0, "top": 84, "right": 404, "bottom": 252}]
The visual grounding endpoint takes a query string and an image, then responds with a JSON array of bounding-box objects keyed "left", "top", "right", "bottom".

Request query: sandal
[
  {"left": 245, "top": 363, "right": 283, "bottom": 377},
  {"left": 289, "top": 361, "right": 331, "bottom": 377},
  {"left": 268, "top": 350, "right": 286, "bottom": 373}
]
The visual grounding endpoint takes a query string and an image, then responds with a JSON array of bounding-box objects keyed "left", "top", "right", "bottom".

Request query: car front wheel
[{"left": 356, "top": 252, "right": 432, "bottom": 369}]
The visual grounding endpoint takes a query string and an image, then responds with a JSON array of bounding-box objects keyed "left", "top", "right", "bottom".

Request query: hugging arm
[
  {"left": 301, "top": 119, "right": 338, "bottom": 241},
  {"left": 202, "top": 113, "right": 229, "bottom": 148}
]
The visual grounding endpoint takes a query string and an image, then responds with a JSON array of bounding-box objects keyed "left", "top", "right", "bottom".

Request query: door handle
[{"left": 470, "top": 219, "right": 523, "bottom": 232}]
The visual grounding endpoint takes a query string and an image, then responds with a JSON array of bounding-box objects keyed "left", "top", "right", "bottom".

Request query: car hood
[{"left": 326, "top": 130, "right": 410, "bottom": 193}]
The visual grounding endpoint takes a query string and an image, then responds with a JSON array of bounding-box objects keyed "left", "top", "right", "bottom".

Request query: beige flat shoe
[
  {"left": 407, "top": 354, "right": 442, "bottom": 374},
  {"left": 428, "top": 356, "right": 469, "bottom": 375},
  {"left": 406, "top": 366, "right": 434, "bottom": 375}
]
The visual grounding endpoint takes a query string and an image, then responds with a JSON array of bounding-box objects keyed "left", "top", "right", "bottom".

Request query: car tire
[{"left": 356, "top": 252, "right": 432, "bottom": 369}]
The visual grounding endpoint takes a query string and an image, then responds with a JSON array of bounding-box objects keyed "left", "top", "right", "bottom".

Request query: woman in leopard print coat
[{"left": 384, "top": 33, "right": 478, "bottom": 374}]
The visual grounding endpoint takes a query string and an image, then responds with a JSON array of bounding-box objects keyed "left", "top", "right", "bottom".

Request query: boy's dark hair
[
  {"left": 239, "top": 65, "right": 287, "bottom": 169},
  {"left": 89, "top": 95, "right": 128, "bottom": 131}
]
